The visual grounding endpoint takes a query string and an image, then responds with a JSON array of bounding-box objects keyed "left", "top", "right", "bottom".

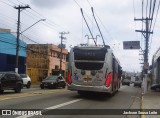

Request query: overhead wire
[
  {"left": 0, "top": 0, "right": 13, "bottom": 7},
  {"left": 0, "top": 0, "right": 58, "bottom": 44},
  {"left": 149, "top": 0, "right": 157, "bottom": 32},
  {"left": 0, "top": 35, "right": 59, "bottom": 57},
  {"left": 87, "top": 0, "right": 137, "bottom": 71},
  {"left": 0, "top": 0, "right": 86, "bottom": 47},
  {"left": 146, "top": 0, "right": 149, "bottom": 17},
  {"left": 149, "top": 0, "right": 160, "bottom": 52}
]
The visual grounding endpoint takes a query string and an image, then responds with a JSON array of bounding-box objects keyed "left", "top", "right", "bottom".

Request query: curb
[{"left": 31, "top": 84, "right": 40, "bottom": 88}]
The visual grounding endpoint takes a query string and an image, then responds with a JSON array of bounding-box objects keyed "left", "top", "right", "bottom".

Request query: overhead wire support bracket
[
  {"left": 80, "top": 8, "right": 97, "bottom": 46},
  {"left": 91, "top": 7, "right": 105, "bottom": 46},
  {"left": 134, "top": 18, "right": 152, "bottom": 21},
  {"left": 135, "top": 30, "right": 153, "bottom": 34}
]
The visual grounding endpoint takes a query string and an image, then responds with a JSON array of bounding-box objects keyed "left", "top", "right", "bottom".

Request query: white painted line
[
  {"left": 46, "top": 99, "right": 82, "bottom": 109},
  {"left": 16, "top": 99, "right": 82, "bottom": 118}
]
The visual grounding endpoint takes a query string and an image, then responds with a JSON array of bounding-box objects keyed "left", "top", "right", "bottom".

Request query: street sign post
[{"left": 123, "top": 41, "right": 140, "bottom": 50}]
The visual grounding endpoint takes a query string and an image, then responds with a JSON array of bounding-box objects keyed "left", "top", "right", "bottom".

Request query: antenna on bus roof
[
  {"left": 80, "top": 8, "right": 97, "bottom": 46},
  {"left": 91, "top": 7, "right": 105, "bottom": 46}
]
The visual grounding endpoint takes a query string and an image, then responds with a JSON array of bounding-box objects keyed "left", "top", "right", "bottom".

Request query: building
[
  {"left": 26, "top": 44, "right": 68, "bottom": 84},
  {"left": 0, "top": 28, "right": 26, "bottom": 73},
  {"left": 151, "top": 47, "right": 160, "bottom": 90}
]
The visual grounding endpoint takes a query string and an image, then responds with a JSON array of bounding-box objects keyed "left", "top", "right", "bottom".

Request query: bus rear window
[
  {"left": 75, "top": 62, "right": 103, "bottom": 70},
  {"left": 73, "top": 47, "right": 107, "bottom": 61},
  {"left": 73, "top": 47, "right": 107, "bottom": 70}
]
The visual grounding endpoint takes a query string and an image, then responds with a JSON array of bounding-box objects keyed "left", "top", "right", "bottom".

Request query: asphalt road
[{"left": 0, "top": 84, "right": 141, "bottom": 118}]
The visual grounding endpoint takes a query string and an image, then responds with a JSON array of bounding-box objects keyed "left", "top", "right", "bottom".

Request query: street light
[
  {"left": 21, "top": 19, "right": 46, "bottom": 34},
  {"left": 15, "top": 19, "right": 45, "bottom": 73}
]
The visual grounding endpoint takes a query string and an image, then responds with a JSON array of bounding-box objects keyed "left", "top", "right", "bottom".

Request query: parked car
[
  {"left": 151, "top": 84, "right": 160, "bottom": 91},
  {"left": 40, "top": 75, "right": 66, "bottom": 89},
  {"left": 20, "top": 74, "right": 31, "bottom": 88},
  {"left": 0, "top": 72, "right": 23, "bottom": 93},
  {"left": 134, "top": 79, "right": 142, "bottom": 88},
  {"left": 122, "top": 79, "right": 130, "bottom": 86}
]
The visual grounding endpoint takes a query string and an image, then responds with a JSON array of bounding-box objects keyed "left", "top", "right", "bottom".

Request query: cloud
[{"left": 31, "top": 0, "right": 69, "bottom": 9}]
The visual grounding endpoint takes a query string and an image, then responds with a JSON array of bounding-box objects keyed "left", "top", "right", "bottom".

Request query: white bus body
[{"left": 66, "top": 45, "right": 122, "bottom": 95}]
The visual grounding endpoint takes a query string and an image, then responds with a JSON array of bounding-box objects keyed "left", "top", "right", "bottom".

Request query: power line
[
  {"left": 21, "top": 34, "right": 40, "bottom": 44},
  {"left": 149, "top": 0, "right": 157, "bottom": 32},
  {"left": 0, "top": 0, "right": 13, "bottom": 7},
  {"left": 88, "top": 0, "right": 136, "bottom": 71},
  {"left": 86, "top": 0, "right": 112, "bottom": 43},
  {"left": 149, "top": 0, "right": 160, "bottom": 52},
  {"left": 5, "top": 0, "right": 67, "bottom": 31},
  {"left": 146, "top": 0, "right": 149, "bottom": 17},
  {"left": 73, "top": 0, "right": 98, "bottom": 31},
  {"left": 149, "top": 0, "right": 153, "bottom": 19},
  {"left": 7, "top": 0, "right": 18, "bottom": 6}
]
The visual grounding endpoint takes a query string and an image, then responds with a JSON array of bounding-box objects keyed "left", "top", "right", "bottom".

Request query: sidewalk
[
  {"left": 141, "top": 89, "right": 160, "bottom": 118},
  {"left": 31, "top": 83, "right": 40, "bottom": 88}
]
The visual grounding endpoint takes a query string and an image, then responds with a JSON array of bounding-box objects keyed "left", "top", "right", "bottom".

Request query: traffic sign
[{"left": 123, "top": 41, "right": 140, "bottom": 50}]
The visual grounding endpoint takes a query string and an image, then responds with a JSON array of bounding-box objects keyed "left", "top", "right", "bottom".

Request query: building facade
[
  {"left": 152, "top": 47, "right": 160, "bottom": 88},
  {"left": 0, "top": 28, "right": 26, "bottom": 73},
  {"left": 26, "top": 44, "right": 68, "bottom": 84}
]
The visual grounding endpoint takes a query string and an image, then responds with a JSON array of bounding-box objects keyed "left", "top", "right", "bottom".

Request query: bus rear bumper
[{"left": 67, "top": 83, "right": 111, "bottom": 93}]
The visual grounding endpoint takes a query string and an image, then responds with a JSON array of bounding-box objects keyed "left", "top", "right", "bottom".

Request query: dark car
[
  {"left": 122, "top": 79, "right": 130, "bottom": 86},
  {"left": 0, "top": 72, "right": 23, "bottom": 93},
  {"left": 134, "top": 80, "right": 142, "bottom": 88},
  {"left": 151, "top": 84, "right": 160, "bottom": 91},
  {"left": 40, "top": 75, "right": 66, "bottom": 89}
]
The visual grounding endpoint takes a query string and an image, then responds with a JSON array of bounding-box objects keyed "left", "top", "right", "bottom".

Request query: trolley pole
[
  {"left": 134, "top": 17, "right": 153, "bottom": 94},
  {"left": 59, "top": 32, "right": 69, "bottom": 76},
  {"left": 14, "top": 5, "right": 30, "bottom": 73}
]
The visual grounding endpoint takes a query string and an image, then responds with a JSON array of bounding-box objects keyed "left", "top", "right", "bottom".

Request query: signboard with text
[{"left": 123, "top": 41, "right": 140, "bottom": 50}]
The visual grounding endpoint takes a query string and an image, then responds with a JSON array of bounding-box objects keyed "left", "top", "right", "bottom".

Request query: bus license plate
[{"left": 83, "top": 78, "right": 92, "bottom": 82}]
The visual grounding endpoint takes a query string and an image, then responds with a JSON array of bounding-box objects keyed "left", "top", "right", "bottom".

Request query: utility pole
[
  {"left": 134, "top": 17, "right": 153, "bottom": 94},
  {"left": 59, "top": 32, "right": 69, "bottom": 76},
  {"left": 14, "top": 5, "right": 30, "bottom": 73}
]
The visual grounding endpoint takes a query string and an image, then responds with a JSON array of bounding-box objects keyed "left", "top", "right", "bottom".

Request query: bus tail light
[
  {"left": 105, "top": 72, "right": 112, "bottom": 87},
  {"left": 67, "top": 71, "right": 72, "bottom": 85}
]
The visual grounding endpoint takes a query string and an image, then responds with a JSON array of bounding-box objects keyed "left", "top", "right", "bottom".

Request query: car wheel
[
  {"left": 15, "top": 84, "right": 22, "bottom": 93},
  {"left": 0, "top": 90, "right": 4, "bottom": 94},
  {"left": 26, "top": 82, "right": 31, "bottom": 88},
  {"left": 40, "top": 84, "right": 44, "bottom": 89}
]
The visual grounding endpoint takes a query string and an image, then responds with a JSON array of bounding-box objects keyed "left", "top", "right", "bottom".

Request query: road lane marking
[
  {"left": 46, "top": 99, "right": 82, "bottom": 109},
  {"left": 16, "top": 99, "right": 82, "bottom": 118}
]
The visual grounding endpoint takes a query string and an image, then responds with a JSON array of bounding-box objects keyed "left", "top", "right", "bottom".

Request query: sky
[{"left": 0, "top": 0, "right": 160, "bottom": 73}]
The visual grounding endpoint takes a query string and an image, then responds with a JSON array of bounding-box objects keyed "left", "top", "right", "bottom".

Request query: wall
[{"left": 0, "top": 32, "right": 26, "bottom": 73}]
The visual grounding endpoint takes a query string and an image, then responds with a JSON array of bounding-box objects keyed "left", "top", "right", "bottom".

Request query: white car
[{"left": 20, "top": 74, "right": 31, "bottom": 88}]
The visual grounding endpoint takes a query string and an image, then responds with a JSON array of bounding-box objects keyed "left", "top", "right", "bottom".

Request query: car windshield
[{"left": 44, "top": 76, "right": 58, "bottom": 80}]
